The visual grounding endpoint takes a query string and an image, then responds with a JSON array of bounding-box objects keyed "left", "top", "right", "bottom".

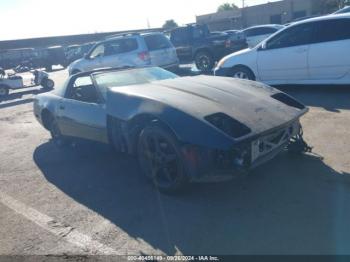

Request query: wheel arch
[
  {"left": 107, "top": 113, "right": 180, "bottom": 155},
  {"left": 230, "top": 64, "right": 256, "bottom": 80},
  {"left": 193, "top": 47, "right": 214, "bottom": 60},
  {"left": 41, "top": 108, "right": 54, "bottom": 130}
]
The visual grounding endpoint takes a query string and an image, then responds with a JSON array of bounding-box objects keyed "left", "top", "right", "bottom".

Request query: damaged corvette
[{"left": 33, "top": 67, "right": 310, "bottom": 193}]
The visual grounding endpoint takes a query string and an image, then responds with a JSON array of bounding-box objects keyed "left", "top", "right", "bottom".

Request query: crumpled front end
[{"left": 182, "top": 120, "right": 303, "bottom": 182}]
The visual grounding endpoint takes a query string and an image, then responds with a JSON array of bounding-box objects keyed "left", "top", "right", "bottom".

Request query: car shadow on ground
[
  {"left": 34, "top": 140, "right": 350, "bottom": 255},
  {"left": 275, "top": 85, "right": 350, "bottom": 112}
]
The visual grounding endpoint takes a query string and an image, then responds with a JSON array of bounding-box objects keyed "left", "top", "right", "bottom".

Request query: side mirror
[{"left": 259, "top": 42, "right": 267, "bottom": 51}]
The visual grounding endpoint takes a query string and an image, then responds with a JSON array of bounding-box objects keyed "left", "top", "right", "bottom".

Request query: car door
[
  {"left": 102, "top": 38, "right": 142, "bottom": 68},
  {"left": 257, "top": 22, "right": 316, "bottom": 82},
  {"left": 308, "top": 18, "right": 350, "bottom": 80},
  {"left": 144, "top": 34, "right": 178, "bottom": 67},
  {"left": 170, "top": 27, "right": 192, "bottom": 62},
  {"left": 57, "top": 75, "right": 108, "bottom": 143}
]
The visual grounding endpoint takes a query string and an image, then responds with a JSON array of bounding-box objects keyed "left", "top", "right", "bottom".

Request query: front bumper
[
  {"left": 184, "top": 121, "right": 301, "bottom": 182},
  {"left": 162, "top": 61, "right": 180, "bottom": 71},
  {"left": 214, "top": 67, "right": 230, "bottom": 77}
]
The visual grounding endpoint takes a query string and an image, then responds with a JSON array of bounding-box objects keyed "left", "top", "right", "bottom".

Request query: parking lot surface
[{"left": 0, "top": 69, "right": 350, "bottom": 255}]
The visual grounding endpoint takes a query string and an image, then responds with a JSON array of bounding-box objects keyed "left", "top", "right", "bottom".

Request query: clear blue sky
[{"left": 0, "top": 0, "right": 278, "bottom": 40}]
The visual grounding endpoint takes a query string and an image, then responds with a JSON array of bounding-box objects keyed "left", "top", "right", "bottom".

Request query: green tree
[
  {"left": 217, "top": 2, "right": 239, "bottom": 12},
  {"left": 162, "top": 19, "right": 178, "bottom": 30}
]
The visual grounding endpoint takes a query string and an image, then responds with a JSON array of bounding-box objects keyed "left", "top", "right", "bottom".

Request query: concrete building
[
  {"left": 196, "top": 9, "right": 243, "bottom": 31},
  {"left": 196, "top": 0, "right": 317, "bottom": 31}
]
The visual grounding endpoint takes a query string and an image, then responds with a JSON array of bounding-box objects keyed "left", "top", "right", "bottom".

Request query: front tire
[
  {"left": 49, "top": 118, "right": 68, "bottom": 147},
  {"left": 137, "top": 125, "right": 188, "bottom": 193},
  {"left": 230, "top": 66, "right": 255, "bottom": 80},
  {"left": 195, "top": 51, "right": 214, "bottom": 73}
]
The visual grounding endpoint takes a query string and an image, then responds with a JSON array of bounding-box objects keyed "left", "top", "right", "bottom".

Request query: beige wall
[
  {"left": 196, "top": 0, "right": 314, "bottom": 30},
  {"left": 244, "top": 0, "right": 313, "bottom": 26}
]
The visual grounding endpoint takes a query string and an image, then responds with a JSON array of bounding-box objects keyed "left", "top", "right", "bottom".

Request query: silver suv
[{"left": 68, "top": 32, "right": 179, "bottom": 75}]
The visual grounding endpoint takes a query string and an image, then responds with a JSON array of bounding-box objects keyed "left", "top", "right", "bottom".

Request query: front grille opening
[
  {"left": 205, "top": 113, "right": 251, "bottom": 139},
  {"left": 271, "top": 93, "right": 305, "bottom": 110}
]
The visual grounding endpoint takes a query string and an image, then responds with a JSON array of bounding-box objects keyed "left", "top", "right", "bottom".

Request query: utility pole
[{"left": 241, "top": 0, "right": 246, "bottom": 28}]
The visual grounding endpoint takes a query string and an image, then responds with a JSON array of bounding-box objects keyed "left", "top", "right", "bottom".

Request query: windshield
[
  {"left": 93, "top": 67, "right": 178, "bottom": 99},
  {"left": 334, "top": 6, "right": 350, "bottom": 14}
]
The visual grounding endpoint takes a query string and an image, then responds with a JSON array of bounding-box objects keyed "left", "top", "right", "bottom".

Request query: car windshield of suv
[{"left": 93, "top": 67, "right": 178, "bottom": 99}]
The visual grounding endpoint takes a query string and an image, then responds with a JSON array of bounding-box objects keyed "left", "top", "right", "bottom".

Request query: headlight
[
  {"left": 205, "top": 113, "right": 251, "bottom": 139},
  {"left": 216, "top": 58, "right": 226, "bottom": 68},
  {"left": 271, "top": 93, "right": 305, "bottom": 110}
]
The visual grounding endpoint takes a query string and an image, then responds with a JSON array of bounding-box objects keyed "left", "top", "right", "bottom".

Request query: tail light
[{"left": 138, "top": 51, "right": 150, "bottom": 62}]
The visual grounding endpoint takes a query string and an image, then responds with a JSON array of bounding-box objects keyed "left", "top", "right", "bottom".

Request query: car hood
[
  {"left": 222, "top": 47, "right": 253, "bottom": 61},
  {"left": 108, "top": 75, "right": 307, "bottom": 136},
  {"left": 68, "top": 58, "right": 85, "bottom": 70},
  {"left": 69, "top": 58, "right": 82, "bottom": 67}
]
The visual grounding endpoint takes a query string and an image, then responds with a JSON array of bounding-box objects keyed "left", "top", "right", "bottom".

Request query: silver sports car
[{"left": 34, "top": 67, "right": 310, "bottom": 193}]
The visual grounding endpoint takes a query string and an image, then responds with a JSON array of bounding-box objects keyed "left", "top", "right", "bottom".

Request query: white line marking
[{"left": 0, "top": 191, "right": 120, "bottom": 255}]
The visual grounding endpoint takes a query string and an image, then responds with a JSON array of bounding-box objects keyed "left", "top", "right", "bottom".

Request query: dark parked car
[
  {"left": 34, "top": 67, "right": 309, "bottom": 193},
  {"left": 168, "top": 24, "right": 246, "bottom": 72}
]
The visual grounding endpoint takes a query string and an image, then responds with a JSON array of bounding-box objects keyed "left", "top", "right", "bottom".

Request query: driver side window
[
  {"left": 89, "top": 44, "right": 105, "bottom": 59},
  {"left": 266, "top": 23, "right": 315, "bottom": 50},
  {"left": 66, "top": 76, "right": 100, "bottom": 104}
]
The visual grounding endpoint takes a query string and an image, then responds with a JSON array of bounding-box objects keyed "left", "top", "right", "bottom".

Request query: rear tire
[
  {"left": 137, "top": 125, "right": 188, "bottom": 194},
  {"left": 195, "top": 51, "right": 214, "bottom": 73}
]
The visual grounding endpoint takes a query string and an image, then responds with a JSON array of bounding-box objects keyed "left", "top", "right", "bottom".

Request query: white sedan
[
  {"left": 215, "top": 14, "right": 350, "bottom": 86},
  {"left": 239, "top": 24, "right": 284, "bottom": 48}
]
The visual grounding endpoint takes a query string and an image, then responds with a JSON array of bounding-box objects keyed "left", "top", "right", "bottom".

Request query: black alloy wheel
[
  {"left": 195, "top": 51, "right": 214, "bottom": 73},
  {"left": 137, "top": 125, "right": 188, "bottom": 193}
]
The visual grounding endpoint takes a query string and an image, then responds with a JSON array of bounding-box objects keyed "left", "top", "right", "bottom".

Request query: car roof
[
  {"left": 290, "top": 13, "right": 350, "bottom": 26},
  {"left": 244, "top": 24, "right": 284, "bottom": 30},
  {"left": 106, "top": 31, "right": 163, "bottom": 41}
]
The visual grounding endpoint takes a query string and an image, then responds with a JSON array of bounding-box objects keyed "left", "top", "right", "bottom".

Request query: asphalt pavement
[{"left": 0, "top": 68, "right": 350, "bottom": 256}]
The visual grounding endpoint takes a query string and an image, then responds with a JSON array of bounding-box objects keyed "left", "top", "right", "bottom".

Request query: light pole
[{"left": 241, "top": 0, "right": 246, "bottom": 28}]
